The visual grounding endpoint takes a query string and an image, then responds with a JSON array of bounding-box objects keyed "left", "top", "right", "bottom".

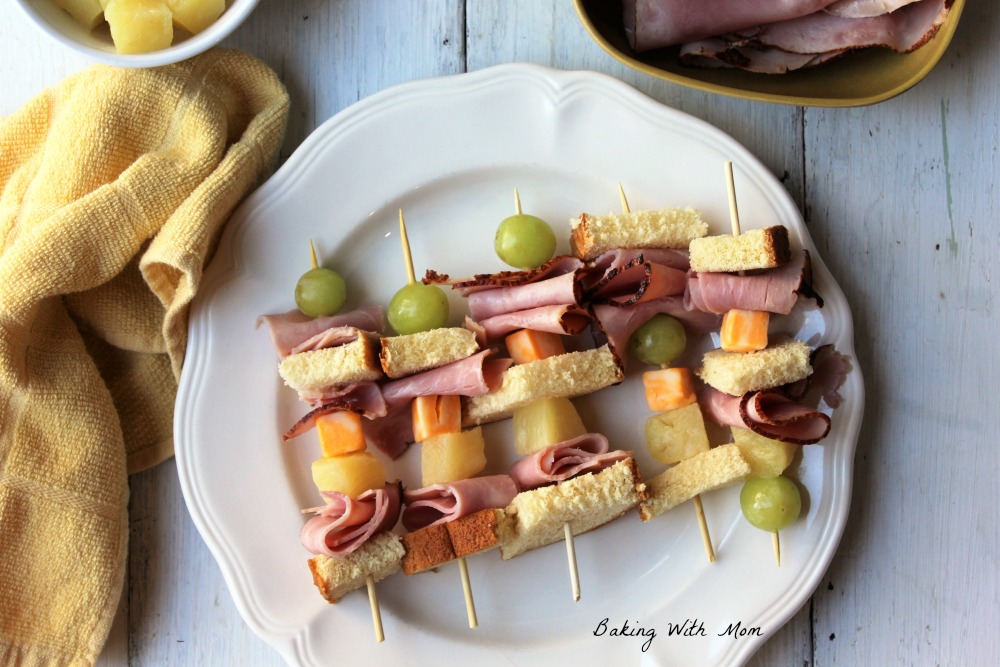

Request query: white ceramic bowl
[{"left": 15, "top": 0, "right": 259, "bottom": 68}]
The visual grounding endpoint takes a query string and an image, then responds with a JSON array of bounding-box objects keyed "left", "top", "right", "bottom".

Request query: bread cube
[
  {"left": 167, "top": 0, "right": 225, "bottom": 34},
  {"left": 639, "top": 444, "right": 751, "bottom": 520},
  {"left": 421, "top": 427, "right": 487, "bottom": 486},
  {"left": 644, "top": 402, "right": 710, "bottom": 465},
  {"left": 104, "top": 0, "right": 173, "bottom": 54},
  {"left": 731, "top": 427, "right": 798, "bottom": 478},
  {"left": 512, "top": 396, "right": 587, "bottom": 456}
]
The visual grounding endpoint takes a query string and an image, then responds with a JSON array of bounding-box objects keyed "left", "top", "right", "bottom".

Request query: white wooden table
[{"left": 2, "top": 2, "right": 997, "bottom": 665}]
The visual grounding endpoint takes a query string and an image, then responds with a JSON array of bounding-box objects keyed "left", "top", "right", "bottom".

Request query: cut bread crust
[
  {"left": 307, "top": 532, "right": 404, "bottom": 603},
  {"left": 463, "top": 345, "right": 624, "bottom": 426},
  {"left": 570, "top": 208, "right": 708, "bottom": 260},
  {"left": 697, "top": 338, "right": 812, "bottom": 396},
  {"left": 380, "top": 327, "right": 480, "bottom": 379},
  {"left": 639, "top": 443, "right": 751, "bottom": 521},
  {"left": 278, "top": 331, "right": 382, "bottom": 392},
  {"left": 497, "top": 458, "right": 647, "bottom": 560},
  {"left": 688, "top": 225, "right": 791, "bottom": 273}
]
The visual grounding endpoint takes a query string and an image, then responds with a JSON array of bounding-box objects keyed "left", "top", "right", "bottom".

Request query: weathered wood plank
[{"left": 804, "top": 2, "right": 1000, "bottom": 664}]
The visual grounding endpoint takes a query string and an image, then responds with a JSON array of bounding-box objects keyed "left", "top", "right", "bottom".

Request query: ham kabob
[
  {"left": 434, "top": 190, "right": 643, "bottom": 600},
  {"left": 260, "top": 244, "right": 398, "bottom": 642},
  {"left": 685, "top": 162, "right": 846, "bottom": 564},
  {"left": 387, "top": 210, "right": 518, "bottom": 628}
]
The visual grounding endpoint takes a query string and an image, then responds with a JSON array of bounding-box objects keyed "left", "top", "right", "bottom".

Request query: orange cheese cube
[
  {"left": 316, "top": 410, "right": 366, "bottom": 457},
  {"left": 642, "top": 367, "right": 697, "bottom": 412},
  {"left": 720, "top": 309, "right": 769, "bottom": 353},
  {"left": 505, "top": 329, "right": 565, "bottom": 364},
  {"left": 411, "top": 394, "right": 462, "bottom": 443}
]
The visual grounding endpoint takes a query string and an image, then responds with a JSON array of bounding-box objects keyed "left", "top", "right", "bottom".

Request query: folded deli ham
[
  {"left": 380, "top": 349, "right": 512, "bottom": 408},
  {"left": 478, "top": 304, "right": 592, "bottom": 341},
  {"left": 701, "top": 387, "right": 831, "bottom": 444},
  {"left": 282, "top": 382, "right": 388, "bottom": 441},
  {"left": 509, "top": 434, "right": 631, "bottom": 491},
  {"left": 402, "top": 475, "right": 519, "bottom": 532},
  {"left": 424, "top": 255, "right": 586, "bottom": 295},
  {"left": 678, "top": 0, "right": 950, "bottom": 73},
  {"left": 593, "top": 295, "right": 721, "bottom": 361},
  {"left": 257, "top": 305, "right": 385, "bottom": 358},
  {"left": 685, "top": 251, "right": 821, "bottom": 315},
  {"left": 300, "top": 482, "right": 402, "bottom": 557},
  {"left": 624, "top": 0, "right": 841, "bottom": 52},
  {"left": 466, "top": 272, "right": 580, "bottom": 321}
]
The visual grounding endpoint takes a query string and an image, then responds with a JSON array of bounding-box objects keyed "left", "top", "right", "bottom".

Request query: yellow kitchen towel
[{"left": 0, "top": 49, "right": 289, "bottom": 666}]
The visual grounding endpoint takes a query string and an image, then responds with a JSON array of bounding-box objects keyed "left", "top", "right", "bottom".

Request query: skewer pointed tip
[
  {"left": 692, "top": 495, "right": 716, "bottom": 563},
  {"left": 308, "top": 239, "right": 319, "bottom": 270},
  {"left": 397, "top": 209, "right": 416, "bottom": 284},
  {"left": 564, "top": 523, "right": 581, "bottom": 602},
  {"left": 617, "top": 182, "right": 630, "bottom": 214},
  {"left": 365, "top": 575, "right": 384, "bottom": 643},
  {"left": 457, "top": 556, "right": 478, "bottom": 629},
  {"left": 513, "top": 187, "right": 522, "bottom": 216},
  {"left": 772, "top": 531, "right": 781, "bottom": 567}
]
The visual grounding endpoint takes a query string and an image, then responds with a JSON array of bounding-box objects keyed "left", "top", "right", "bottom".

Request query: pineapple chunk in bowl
[{"left": 15, "top": 0, "right": 258, "bottom": 67}]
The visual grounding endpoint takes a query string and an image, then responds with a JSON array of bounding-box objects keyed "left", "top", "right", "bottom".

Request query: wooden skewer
[
  {"left": 398, "top": 209, "right": 479, "bottom": 627},
  {"left": 724, "top": 161, "right": 741, "bottom": 237},
  {"left": 772, "top": 531, "right": 781, "bottom": 567},
  {"left": 365, "top": 575, "right": 385, "bottom": 642},
  {"left": 619, "top": 183, "right": 716, "bottom": 563},
  {"left": 513, "top": 187, "right": 522, "bottom": 216},
  {"left": 309, "top": 239, "right": 319, "bottom": 270},
  {"left": 458, "top": 555, "right": 479, "bottom": 628},
  {"left": 565, "top": 523, "right": 581, "bottom": 602}
]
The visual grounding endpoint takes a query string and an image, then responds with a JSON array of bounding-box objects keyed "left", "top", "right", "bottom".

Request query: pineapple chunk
[
  {"left": 104, "top": 0, "right": 173, "bottom": 55},
  {"left": 311, "top": 452, "right": 386, "bottom": 499},
  {"left": 645, "top": 402, "right": 710, "bottom": 465},
  {"left": 167, "top": 0, "right": 225, "bottom": 34},
  {"left": 731, "top": 427, "right": 798, "bottom": 478},
  {"left": 512, "top": 396, "right": 587, "bottom": 456},
  {"left": 316, "top": 411, "right": 366, "bottom": 457},
  {"left": 421, "top": 427, "right": 487, "bottom": 486},
  {"left": 55, "top": 0, "right": 105, "bottom": 29}
]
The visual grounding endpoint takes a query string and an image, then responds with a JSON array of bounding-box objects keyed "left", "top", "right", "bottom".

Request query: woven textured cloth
[{"left": 0, "top": 48, "right": 289, "bottom": 666}]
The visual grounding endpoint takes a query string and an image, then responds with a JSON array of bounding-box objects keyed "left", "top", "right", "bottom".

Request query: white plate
[{"left": 176, "top": 63, "right": 864, "bottom": 667}]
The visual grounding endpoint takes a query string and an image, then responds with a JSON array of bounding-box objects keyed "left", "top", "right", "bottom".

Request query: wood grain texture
[{"left": 1, "top": 0, "right": 997, "bottom": 665}]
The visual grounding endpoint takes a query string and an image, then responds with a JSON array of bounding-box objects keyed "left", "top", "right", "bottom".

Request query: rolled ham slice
[
  {"left": 624, "top": 0, "right": 840, "bottom": 51},
  {"left": 684, "top": 251, "right": 820, "bottom": 315},
  {"left": 701, "top": 387, "right": 831, "bottom": 444},
  {"left": 587, "top": 259, "right": 688, "bottom": 307},
  {"left": 402, "top": 475, "right": 519, "bottom": 532},
  {"left": 467, "top": 272, "right": 581, "bottom": 321},
  {"left": 380, "top": 350, "right": 512, "bottom": 409},
  {"left": 257, "top": 305, "right": 386, "bottom": 358},
  {"left": 509, "top": 434, "right": 632, "bottom": 491},
  {"left": 477, "top": 304, "right": 592, "bottom": 341},
  {"left": 300, "top": 482, "right": 402, "bottom": 557}
]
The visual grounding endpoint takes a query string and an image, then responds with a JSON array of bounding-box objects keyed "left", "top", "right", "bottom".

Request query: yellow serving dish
[{"left": 573, "top": 0, "right": 965, "bottom": 107}]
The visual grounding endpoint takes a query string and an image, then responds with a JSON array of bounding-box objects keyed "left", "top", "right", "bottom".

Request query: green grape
[
  {"left": 629, "top": 314, "right": 687, "bottom": 366},
  {"left": 388, "top": 282, "right": 449, "bottom": 334},
  {"left": 295, "top": 267, "right": 347, "bottom": 317},
  {"left": 494, "top": 214, "right": 557, "bottom": 269},
  {"left": 740, "top": 475, "right": 802, "bottom": 532}
]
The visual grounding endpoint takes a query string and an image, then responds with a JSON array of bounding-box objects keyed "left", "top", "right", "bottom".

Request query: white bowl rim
[{"left": 14, "top": 0, "right": 260, "bottom": 68}]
